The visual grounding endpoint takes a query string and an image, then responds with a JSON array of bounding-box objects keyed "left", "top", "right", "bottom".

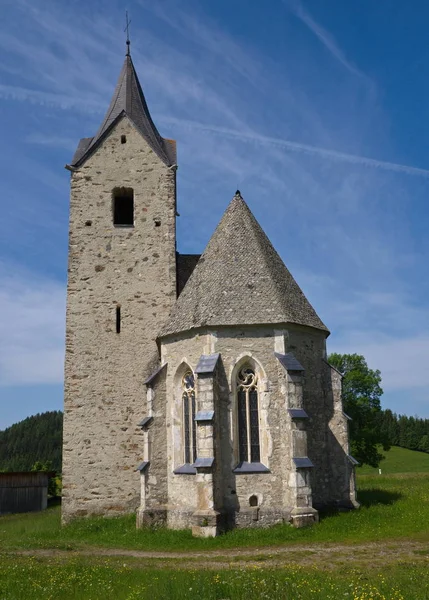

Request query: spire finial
[{"left": 124, "top": 11, "right": 131, "bottom": 56}]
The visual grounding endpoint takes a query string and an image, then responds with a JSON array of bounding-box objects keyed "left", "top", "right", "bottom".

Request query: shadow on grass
[
  {"left": 357, "top": 488, "right": 402, "bottom": 508},
  {"left": 316, "top": 488, "right": 403, "bottom": 521}
]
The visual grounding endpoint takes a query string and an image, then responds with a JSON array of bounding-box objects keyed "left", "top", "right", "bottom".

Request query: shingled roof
[
  {"left": 160, "top": 193, "right": 328, "bottom": 337},
  {"left": 71, "top": 54, "right": 176, "bottom": 167}
]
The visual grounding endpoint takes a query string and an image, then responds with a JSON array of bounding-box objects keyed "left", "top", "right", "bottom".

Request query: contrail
[
  {"left": 0, "top": 84, "right": 103, "bottom": 114},
  {"left": 163, "top": 117, "right": 429, "bottom": 178},
  {"left": 284, "top": 0, "right": 366, "bottom": 81}
]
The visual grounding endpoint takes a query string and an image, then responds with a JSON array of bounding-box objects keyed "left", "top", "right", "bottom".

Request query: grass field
[
  {"left": 360, "top": 445, "right": 429, "bottom": 475},
  {"left": 0, "top": 554, "right": 423, "bottom": 600},
  {"left": 1, "top": 446, "right": 428, "bottom": 599}
]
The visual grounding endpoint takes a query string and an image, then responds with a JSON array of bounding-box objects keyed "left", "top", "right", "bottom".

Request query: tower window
[
  {"left": 121, "top": 135, "right": 127, "bottom": 144},
  {"left": 113, "top": 187, "right": 134, "bottom": 227},
  {"left": 237, "top": 366, "right": 260, "bottom": 463},
  {"left": 182, "top": 371, "right": 197, "bottom": 464},
  {"left": 116, "top": 305, "right": 121, "bottom": 333}
]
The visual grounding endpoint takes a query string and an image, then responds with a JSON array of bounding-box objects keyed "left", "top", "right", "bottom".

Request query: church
[{"left": 62, "top": 43, "right": 358, "bottom": 536}]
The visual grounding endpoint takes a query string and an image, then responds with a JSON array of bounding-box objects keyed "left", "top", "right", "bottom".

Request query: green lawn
[
  {"left": 359, "top": 445, "right": 429, "bottom": 475},
  {"left": 0, "top": 554, "right": 424, "bottom": 600},
  {"left": 1, "top": 470, "right": 428, "bottom": 552},
  {"left": 1, "top": 446, "right": 428, "bottom": 599},
  {"left": 1, "top": 447, "right": 428, "bottom": 552}
]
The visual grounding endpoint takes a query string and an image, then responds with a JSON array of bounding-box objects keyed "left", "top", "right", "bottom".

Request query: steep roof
[
  {"left": 71, "top": 55, "right": 176, "bottom": 167},
  {"left": 160, "top": 193, "right": 328, "bottom": 337}
]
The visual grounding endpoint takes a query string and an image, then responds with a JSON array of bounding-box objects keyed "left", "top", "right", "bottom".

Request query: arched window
[
  {"left": 237, "top": 366, "right": 260, "bottom": 463},
  {"left": 182, "top": 371, "right": 197, "bottom": 464}
]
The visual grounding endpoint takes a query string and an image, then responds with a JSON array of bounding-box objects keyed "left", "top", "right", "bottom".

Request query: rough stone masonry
[{"left": 62, "top": 48, "right": 359, "bottom": 535}]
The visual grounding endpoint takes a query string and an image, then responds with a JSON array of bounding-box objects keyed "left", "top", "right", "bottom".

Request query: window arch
[
  {"left": 182, "top": 370, "right": 197, "bottom": 464},
  {"left": 237, "top": 365, "right": 260, "bottom": 463}
]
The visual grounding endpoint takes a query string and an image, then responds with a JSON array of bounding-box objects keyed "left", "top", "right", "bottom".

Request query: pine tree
[{"left": 0, "top": 411, "right": 63, "bottom": 472}]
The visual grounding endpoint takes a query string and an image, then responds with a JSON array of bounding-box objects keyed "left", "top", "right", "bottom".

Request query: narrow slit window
[
  {"left": 121, "top": 135, "right": 127, "bottom": 144},
  {"left": 116, "top": 306, "right": 121, "bottom": 333},
  {"left": 237, "top": 366, "right": 260, "bottom": 463},
  {"left": 182, "top": 371, "right": 197, "bottom": 464},
  {"left": 113, "top": 187, "right": 134, "bottom": 227}
]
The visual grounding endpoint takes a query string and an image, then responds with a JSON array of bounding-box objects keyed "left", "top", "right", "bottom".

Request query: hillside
[
  {"left": 0, "top": 411, "right": 63, "bottom": 473},
  {"left": 359, "top": 445, "right": 429, "bottom": 475}
]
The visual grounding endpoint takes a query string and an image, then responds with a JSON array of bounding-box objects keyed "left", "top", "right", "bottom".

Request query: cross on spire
[{"left": 124, "top": 11, "right": 131, "bottom": 56}]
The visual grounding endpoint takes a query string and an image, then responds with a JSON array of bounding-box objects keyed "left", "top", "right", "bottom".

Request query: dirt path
[{"left": 13, "top": 540, "right": 429, "bottom": 571}]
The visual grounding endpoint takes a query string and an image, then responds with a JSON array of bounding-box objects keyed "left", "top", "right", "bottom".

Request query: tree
[
  {"left": 419, "top": 435, "right": 429, "bottom": 453},
  {"left": 0, "top": 411, "right": 63, "bottom": 473},
  {"left": 328, "top": 353, "right": 390, "bottom": 467},
  {"left": 31, "top": 460, "right": 53, "bottom": 472},
  {"left": 379, "top": 409, "right": 399, "bottom": 446},
  {"left": 31, "top": 461, "right": 61, "bottom": 497}
]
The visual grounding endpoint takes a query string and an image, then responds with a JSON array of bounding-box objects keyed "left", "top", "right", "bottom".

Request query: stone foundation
[
  {"left": 235, "top": 507, "right": 292, "bottom": 528},
  {"left": 136, "top": 507, "right": 168, "bottom": 529},
  {"left": 191, "top": 510, "right": 222, "bottom": 538},
  {"left": 136, "top": 505, "right": 321, "bottom": 534},
  {"left": 290, "top": 506, "right": 319, "bottom": 527}
]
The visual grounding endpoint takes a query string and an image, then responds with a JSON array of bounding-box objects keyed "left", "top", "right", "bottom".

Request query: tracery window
[
  {"left": 237, "top": 366, "right": 260, "bottom": 463},
  {"left": 182, "top": 371, "right": 197, "bottom": 464}
]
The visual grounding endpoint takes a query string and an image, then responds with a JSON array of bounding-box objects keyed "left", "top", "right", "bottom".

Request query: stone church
[{"left": 62, "top": 46, "right": 358, "bottom": 536}]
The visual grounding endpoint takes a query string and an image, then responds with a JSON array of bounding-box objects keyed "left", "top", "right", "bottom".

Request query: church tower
[{"left": 62, "top": 46, "right": 177, "bottom": 521}]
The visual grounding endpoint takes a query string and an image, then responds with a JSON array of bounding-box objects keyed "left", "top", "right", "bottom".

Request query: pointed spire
[
  {"left": 160, "top": 193, "right": 328, "bottom": 337},
  {"left": 71, "top": 54, "right": 176, "bottom": 167}
]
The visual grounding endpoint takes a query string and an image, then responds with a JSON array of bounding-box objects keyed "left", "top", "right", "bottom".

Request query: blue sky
[{"left": 1, "top": 0, "right": 428, "bottom": 430}]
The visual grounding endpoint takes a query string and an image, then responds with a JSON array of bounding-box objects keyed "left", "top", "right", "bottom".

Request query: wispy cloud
[
  {"left": 163, "top": 117, "right": 429, "bottom": 178},
  {"left": 297, "top": 270, "right": 429, "bottom": 412},
  {"left": 0, "top": 264, "right": 65, "bottom": 386},
  {"left": 0, "top": 0, "right": 427, "bottom": 420},
  {"left": 285, "top": 0, "right": 368, "bottom": 81},
  {"left": 0, "top": 0, "right": 118, "bottom": 114},
  {"left": 0, "top": 84, "right": 103, "bottom": 113},
  {"left": 25, "top": 133, "right": 77, "bottom": 151},
  {"left": 335, "top": 333, "right": 429, "bottom": 395},
  {"left": 142, "top": 0, "right": 263, "bottom": 87},
  {"left": 298, "top": 270, "right": 428, "bottom": 334}
]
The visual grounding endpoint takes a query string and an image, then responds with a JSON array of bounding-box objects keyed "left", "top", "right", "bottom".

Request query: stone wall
[
  {"left": 326, "top": 363, "right": 359, "bottom": 508},
  {"left": 155, "top": 323, "right": 353, "bottom": 531},
  {"left": 62, "top": 116, "right": 177, "bottom": 522},
  {"left": 285, "top": 328, "right": 348, "bottom": 507}
]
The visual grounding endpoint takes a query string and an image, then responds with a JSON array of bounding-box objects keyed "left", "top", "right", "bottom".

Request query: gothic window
[
  {"left": 113, "top": 187, "right": 134, "bottom": 226},
  {"left": 237, "top": 366, "right": 260, "bottom": 463},
  {"left": 182, "top": 371, "right": 197, "bottom": 464}
]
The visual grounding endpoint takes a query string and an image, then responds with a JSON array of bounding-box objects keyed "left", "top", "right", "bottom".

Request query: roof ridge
[
  {"left": 230, "top": 196, "right": 293, "bottom": 314},
  {"left": 245, "top": 202, "right": 313, "bottom": 325},
  {"left": 232, "top": 196, "right": 324, "bottom": 329}
]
